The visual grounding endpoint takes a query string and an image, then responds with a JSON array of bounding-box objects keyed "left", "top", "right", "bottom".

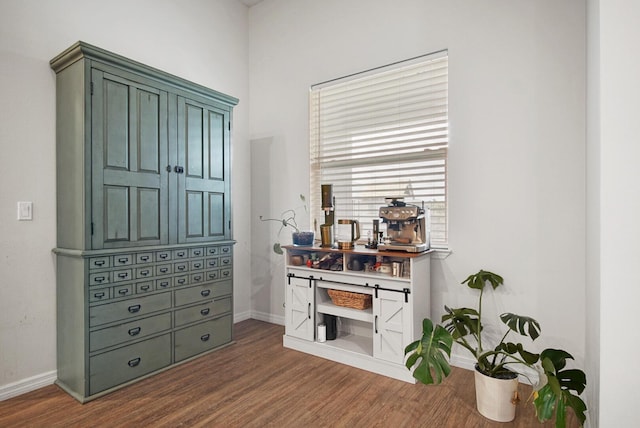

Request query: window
[{"left": 309, "top": 51, "right": 448, "bottom": 248}]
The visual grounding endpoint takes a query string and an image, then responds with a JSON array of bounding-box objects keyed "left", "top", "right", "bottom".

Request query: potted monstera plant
[
  {"left": 405, "top": 269, "right": 587, "bottom": 427},
  {"left": 260, "top": 194, "right": 314, "bottom": 254}
]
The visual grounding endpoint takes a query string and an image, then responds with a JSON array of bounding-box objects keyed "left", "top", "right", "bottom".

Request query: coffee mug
[{"left": 347, "top": 259, "right": 362, "bottom": 271}]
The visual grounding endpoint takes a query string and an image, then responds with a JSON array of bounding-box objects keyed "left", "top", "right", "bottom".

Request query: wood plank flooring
[{"left": 0, "top": 319, "right": 577, "bottom": 427}]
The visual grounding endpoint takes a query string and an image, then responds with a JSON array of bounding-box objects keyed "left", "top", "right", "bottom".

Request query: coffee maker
[
  {"left": 378, "top": 197, "right": 429, "bottom": 253},
  {"left": 320, "top": 184, "right": 335, "bottom": 247}
]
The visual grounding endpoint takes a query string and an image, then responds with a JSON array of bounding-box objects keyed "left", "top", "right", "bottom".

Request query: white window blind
[{"left": 310, "top": 51, "right": 448, "bottom": 248}]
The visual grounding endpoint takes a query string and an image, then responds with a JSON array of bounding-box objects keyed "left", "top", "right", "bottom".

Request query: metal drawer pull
[
  {"left": 177, "top": 278, "right": 186, "bottom": 284},
  {"left": 194, "top": 250, "right": 202, "bottom": 256},
  {"left": 140, "top": 285, "right": 150, "bottom": 291},
  {"left": 140, "top": 255, "right": 149, "bottom": 261},
  {"left": 177, "top": 265, "right": 186, "bottom": 271},
  {"left": 118, "top": 272, "right": 129, "bottom": 279},
  {"left": 208, "top": 261, "right": 217, "bottom": 267},
  {"left": 223, "top": 271, "right": 230, "bottom": 277},
  {"left": 222, "top": 259, "right": 230, "bottom": 265},
  {"left": 159, "top": 253, "right": 168, "bottom": 259},
  {"left": 119, "top": 289, "right": 130, "bottom": 295},
  {"left": 194, "top": 275, "right": 202, "bottom": 282},
  {"left": 118, "top": 257, "right": 128, "bottom": 264},
  {"left": 95, "top": 260, "right": 105, "bottom": 266},
  {"left": 128, "top": 357, "right": 141, "bottom": 367},
  {"left": 209, "top": 273, "right": 217, "bottom": 280},
  {"left": 140, "top": 270, "right": 150, "bottom": 276},
  {"left": 94, "top": 276, "right": 105, "bottom": 283},
  {"left": 128, "top": 304, "right": 141, "bottom": 313},
  {"left": 177, "top": 251, "right": 186, "bottom": 257},
  {"left": 159, "top": 267, "right": 168, "bottom": 273},
  {"left": 95, "top": 292, "right": 105, "bottom": 299},
  {"left": 128, "top": 327, "right": 141, "bottom": 336},
  {"left": 210, "top": 249, "right": 217, "bottom": 254},
  {"left": 201, "top": 289, "right": 211, "bottom": 297},
  {"left": 194, "top": 263, "right": 202, "bottom": 269},
  {"left": 223, "top": 247, "right": 229, "bottom": 253},
  {"left": 159, "top": 281, "right": 169, "bottom": 287},
  {"left": 200, "top": 334, "right": 210, "bottom": 342},
  {"left": 200, "top": 308, "right": 210, "bottom": 316}
]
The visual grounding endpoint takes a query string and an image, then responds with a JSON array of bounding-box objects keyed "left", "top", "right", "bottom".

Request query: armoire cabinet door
[
  {"left": 176, "top": 96, "right": 231, "bottom": 243},
  {"left": 91, "top": 70, "right": 169, "bottom": 249}
]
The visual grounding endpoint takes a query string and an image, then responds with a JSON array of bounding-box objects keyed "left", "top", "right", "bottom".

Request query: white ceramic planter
[{"left": 474, "top": 369, "right": 519, "bottom": 422}]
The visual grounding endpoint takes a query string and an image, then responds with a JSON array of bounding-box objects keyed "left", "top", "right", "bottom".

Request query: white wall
[
  {"left": 596, "top": 1, "right": 640, "bottom": 426},
  {"left": 248, "top": 0, "right": 587, "bottom": 382},
  {"left": 0, "top": 0, "right": 251, "bottom": 395}
]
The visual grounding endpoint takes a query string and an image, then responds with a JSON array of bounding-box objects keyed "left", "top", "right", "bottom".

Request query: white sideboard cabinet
[{"left": 282, "top": 246, "right": 431, "bottom": 383}]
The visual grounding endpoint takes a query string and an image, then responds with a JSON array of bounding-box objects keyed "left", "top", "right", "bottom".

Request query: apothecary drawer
[
  {"left": 89, "top": 256, "right": 110, "bottom": 270},
  {"left": 174, "top": 315, "right": 232, "bottom": 362},
  {"left": 174, "top": 297, "right": 232, "bottom": 328},
  {"left": 89, "top": 292, "right": 171, "bottom": 327},
  {"left": 113, "top": 254, "right": 133, "bottom": 267},
  {"left": 90, "top": 312, "right": 172, "bottom": 352},
  {"left": 89, "top": 333, "right": 171, "bottom": 395},
  {"left": 174, "top": 280, "right": 232, "bottom": 307},
  {"left": 89, "top": 272, "right": 110, "bottom": 286},
  {"left": 89, "top": 288, "right": 111, "bottom": 302}
]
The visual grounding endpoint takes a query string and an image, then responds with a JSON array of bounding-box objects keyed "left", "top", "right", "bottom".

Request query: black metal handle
[
  {"left": 159, "top": 281, "right": 169, "bottom": 288},
  {"left": 160, "top": 267, "right": 168, "bottom": 273},
  {"left": 209, "top": 273, "right": 218, "bottom": 280},
  {"left": 222, "top": 259, "right": 230, "bottom": 265},
  {"left": 200, "top": 334, "right": 210, "bottom": 342},
  {"left": 201, "top": 289, "right": 211, "bottom": 297},
  {"left": 117, "top": 257, "right": 128, "bottom": 264},
  {"left": 118, "top": 272, "right": 129, "bottom": 279},
  {"left": 140, "top": 285, "right": 150, "bottom": 291},
  {"left": 194, "top": 275, "right": 202, "bottom": 282},
  {"left": 177, "top": 278, "right": 186, "bottom": 284},
  {"left": 140, "top": 270, "right": 150, "bottom": 276},
  {"left": 140, "top": 255, "right": 150, "bottom": 262},
  {"left": 94, "top": 276, "right": 105, "bottom": 283},
  {"left": 223, "top": 271, "right": 230, "bottom": 277},
  {"left": 174, "top": 165, "right": 184, "bottom": 173},
  {"left": 159, "top": 253, "right": 168, "bottom": 259},
  {"left": 128, "top": 304, "right": 141, "bottom": 313},
  {"left": 200, "top": 308, "right": 210, "bottom": 316},
  {"left": 193, "top": 250, "right": 202, "bottom": 256},
  {"left": 128, "top": 327, "right": 141, "bottom": 336},
  {"left": 177, "top": 265, "right": 186, "bottom": 271},
  {"left": 128, "top": 357, "right": 141, "bottom": 367},
  {"left": 95, "top": 292, "right": 105, "bottom": 299},
  {"left": 95, "top": 260, "right": 105, "bottom": 266},
  {"left": 119, "top": 288, "right": 130, "bottom": 295},
  {"left": 375, "top": 315, "right": 378, "bottom": 334},
  {"left": 222, "top": 247, "right": 229, "bottom": 253}
]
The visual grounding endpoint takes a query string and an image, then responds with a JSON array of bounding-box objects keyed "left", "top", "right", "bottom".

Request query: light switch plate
[{"left": 17, "top": 201, "right": 33, "bottom": 221}]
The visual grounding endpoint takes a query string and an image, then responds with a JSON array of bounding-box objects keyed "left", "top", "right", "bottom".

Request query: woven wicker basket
[{"left": 327, "top": 289, "right": 372, "bottom": 310}]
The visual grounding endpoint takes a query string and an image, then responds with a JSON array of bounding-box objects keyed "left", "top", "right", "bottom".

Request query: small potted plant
[
  {"left": 404, "top": 269, "right": 587, "bottom": 427},
  {"left": 260, "top": 194, "right": 314, "bottom": 254}
]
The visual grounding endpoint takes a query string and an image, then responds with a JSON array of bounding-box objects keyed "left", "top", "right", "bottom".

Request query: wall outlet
[{"left": 17, "top": 201, "right": 33, "bottom": 221}]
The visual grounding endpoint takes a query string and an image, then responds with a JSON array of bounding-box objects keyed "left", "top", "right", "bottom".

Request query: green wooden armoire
[{"left": 50, "top": 42, "right": 238, "bottom": 402}]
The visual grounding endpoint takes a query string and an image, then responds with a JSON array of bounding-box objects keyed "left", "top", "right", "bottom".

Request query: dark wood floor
[{"left": 0, "top": 319, "right": 576, "bottom": 427}]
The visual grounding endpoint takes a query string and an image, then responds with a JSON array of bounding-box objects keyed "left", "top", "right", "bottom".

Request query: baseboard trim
[
  {"left": 0, "top": 370, "right": 57, "bottom": 401},
  {"left": 250, "top": 310, "right": 284, "bottom": 326}
]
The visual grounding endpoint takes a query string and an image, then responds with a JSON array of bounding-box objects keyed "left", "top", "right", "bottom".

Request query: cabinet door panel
[
  {"left": 177, "top": 97, "right": 231, "bottom": 242},
  {"left": 92, "top": 70, "right": 168, "bottom": 249},
  {"left": 373, "top": 289, "right": 411, "bottom": 364},
  {"left": 285, "top": 275, "right": 314, "bottom": 341}
]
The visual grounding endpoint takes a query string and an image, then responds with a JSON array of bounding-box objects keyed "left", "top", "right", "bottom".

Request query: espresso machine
[{"left": 378, "top": 197, "right": 430, "bottom": 252}]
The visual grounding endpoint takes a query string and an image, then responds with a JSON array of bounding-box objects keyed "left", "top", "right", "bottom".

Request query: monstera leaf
[
  {"left": 533, "top": 348, "right": 587, "bottom": 428},
  {"left": 500, "top": 312, "right": 541, "bottom": 340},
  {"left": 405, "top": 318, "right": 454, "bottom": 385}
]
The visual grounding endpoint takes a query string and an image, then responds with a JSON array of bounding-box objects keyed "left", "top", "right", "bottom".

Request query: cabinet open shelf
[
  {"left": 317, "top": 302, "right": 373, "bottom": 323},
  {"left": 317, "top": 333, "right": 372, "bottom": 357}
]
